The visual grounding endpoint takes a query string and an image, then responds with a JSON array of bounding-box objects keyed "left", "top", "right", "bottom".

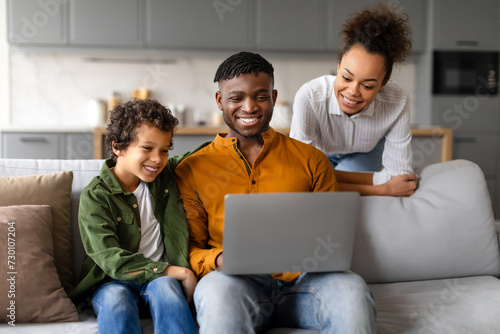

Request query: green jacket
[{"left": 69, "top": 152, "right": 194, "bottom": 300}]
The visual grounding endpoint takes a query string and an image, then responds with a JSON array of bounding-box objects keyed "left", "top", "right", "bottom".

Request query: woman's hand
[
  {"left": 385, "top": 173, "right": 419, "bottom": 197},
  {"left": 163, "top": 265, "right": 197, "bottom": 303},
  {"left": 336, "top": 170, "right": 419, "bottom": 197}
]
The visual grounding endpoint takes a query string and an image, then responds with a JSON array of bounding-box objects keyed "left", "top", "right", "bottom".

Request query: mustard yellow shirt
[{"left": 175, "top": 128, "right": 339, "bottom": 281}]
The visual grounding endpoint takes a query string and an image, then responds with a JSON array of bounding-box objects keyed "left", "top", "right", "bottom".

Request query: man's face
[{"left": 216, "top": 72, "right": 277, "bottom": 141}]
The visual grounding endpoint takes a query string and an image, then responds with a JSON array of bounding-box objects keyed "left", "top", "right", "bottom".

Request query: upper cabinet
[
  {"left": 7, "top": 0, "right": 428, "bottom": 53},
  {"left": 145, "top": 0, "right": 250, "bottom": 50},
  {"left": 69, "top": 0, "right": 141, "bottom": 47},
  {"left": 7, "top": 0, "right": 67, "bottom": 45},
  {"left": 397, "top": 0, "right": 428, "bottom": 53},
  {"left": 434, "top": 0, "right": 499, "bottom": 50},
  {"left": 326, "top": 0, "right": 427, "bottom": 53},
  {"left": 254, "top": 0, "right": 325, "bottom": 51}
]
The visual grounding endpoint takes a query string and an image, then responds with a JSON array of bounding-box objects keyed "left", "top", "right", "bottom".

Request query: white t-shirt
[
  {"left": 133, "top": 181, "right": 168, "bottom": 263},
  {"left": 290, "top": 75, "right": 413, "bottom": 185}
]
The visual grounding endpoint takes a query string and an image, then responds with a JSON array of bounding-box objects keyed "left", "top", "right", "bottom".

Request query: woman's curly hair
[
  {"left": 105, "top": 98, "right": 179, "bottom": 160},
  {"left": 339, "top": 3, "right": 412, "bottom": 83}
]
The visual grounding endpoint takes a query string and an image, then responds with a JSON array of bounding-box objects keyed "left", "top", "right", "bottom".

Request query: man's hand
[
  {"left": 215, "top": 253, "right": 223, "bottom": 271},
  {"left": 163, "top": 265, "right": 197, "bottom": 304},
  {"left": 385, "top": 173, "right": 419, "bottom": 197}
]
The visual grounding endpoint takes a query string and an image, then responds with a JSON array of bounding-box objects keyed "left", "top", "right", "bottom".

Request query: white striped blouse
[{"left": 290, "top": 75, "right": 413, "bottom": 185}]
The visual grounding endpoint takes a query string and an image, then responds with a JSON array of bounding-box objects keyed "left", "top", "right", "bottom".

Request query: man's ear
[
  {"left": 215, "top": 91, "right": 223, "bottom": 110},
  {"left": 272, "top": 89, "right": 278, "bottom": 107}
]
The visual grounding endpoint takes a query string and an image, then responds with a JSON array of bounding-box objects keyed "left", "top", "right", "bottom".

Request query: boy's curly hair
[
  {"left": 339, "top": 3, "right": 412, "bottom": 83},
  {"left": 105, "top": 98, "right": 179, "bottom": 160}
]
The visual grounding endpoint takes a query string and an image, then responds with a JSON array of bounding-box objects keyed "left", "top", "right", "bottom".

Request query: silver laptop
[{"left": 222, "top": 192, "right": 360, "bottom": 275}]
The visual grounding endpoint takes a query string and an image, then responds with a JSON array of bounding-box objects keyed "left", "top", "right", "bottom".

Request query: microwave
[{"left": 432, "top": 51, "right": 499, "bottom": 95}]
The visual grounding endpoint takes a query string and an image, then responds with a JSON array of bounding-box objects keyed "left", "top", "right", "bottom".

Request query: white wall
[
  {"left": 0, "top": 2, "right": 10, "bottom": 126},
  {"left": 7, "top": 51, "right": 417, "bottom": 129}
]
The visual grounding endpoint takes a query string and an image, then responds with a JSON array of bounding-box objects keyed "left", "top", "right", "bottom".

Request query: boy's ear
[{"left": 112, "top": 142, "right": 123, "bottom": 157}]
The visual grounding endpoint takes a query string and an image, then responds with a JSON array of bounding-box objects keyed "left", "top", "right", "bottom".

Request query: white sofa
[{"left": 0, "top": 158, "right": 499, "bottom": 334}]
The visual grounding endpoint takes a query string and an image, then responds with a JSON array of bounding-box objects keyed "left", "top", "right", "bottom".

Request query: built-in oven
[{"left": 433, "top": 51, "right": 499, "bottom": 95}]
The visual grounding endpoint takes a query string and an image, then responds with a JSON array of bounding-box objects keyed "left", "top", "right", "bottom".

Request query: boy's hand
[{"left": 163, "top": 265, "right": 197, "bottom": 303}]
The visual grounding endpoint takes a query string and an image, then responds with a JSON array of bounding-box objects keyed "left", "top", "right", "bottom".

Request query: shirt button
[
  {"left": 164, "top": 188, "right": 169, "bottom": 194},
  {"left": 251, "top": 180, "right": 256, "bottom": 185},
  {"left": 117, "top": 217, "right": 122, "bottom": 222},
  {"left": 153, "top": 268, "right": 158, "bottom": 272},
  {"left": 133, "top": 204, "right": 138, "bottom": 208}
]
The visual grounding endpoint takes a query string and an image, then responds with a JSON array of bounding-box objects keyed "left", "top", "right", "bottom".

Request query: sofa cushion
[
  {"left": 0, "top": 159, "right": 105, "bottom": 287},
  {"left": 0, "top": 205, "right": 79, "bottom": 323},
  {"left": 351, "top": 160, "right": 500, "bottom": 283},
  {"left": 371, "top": 276, "right": 500, "bottom": 333},
  {"left": 0, "top": 171, "right": 74, "bottom": 293}
]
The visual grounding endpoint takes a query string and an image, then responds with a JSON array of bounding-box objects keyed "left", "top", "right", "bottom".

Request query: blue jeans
[
  {"left": 92, "top": 276, "right": 197, "bottom": 334},
  {"left": 327, "top": 137, "right": 385, "bottom": 172},
  {"left": 194, "top": 271, "right": 376, "bottom": 334}
]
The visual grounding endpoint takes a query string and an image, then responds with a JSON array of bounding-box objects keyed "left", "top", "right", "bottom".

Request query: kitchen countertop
[
  {"left": 1, "top": 126, "right": 95, "bottom": 133},
  {"left": 93, "top": 126, "right": 453, "bottom": 160}
]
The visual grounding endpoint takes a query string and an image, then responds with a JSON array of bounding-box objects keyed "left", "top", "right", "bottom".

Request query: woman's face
[{"left": 334, "top": 45, "right": 388, "bottom": 116}]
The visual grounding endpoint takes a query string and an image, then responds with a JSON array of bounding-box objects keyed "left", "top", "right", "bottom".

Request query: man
[{"left": 175, "top": 52, "right": 376, "bottom": 333}]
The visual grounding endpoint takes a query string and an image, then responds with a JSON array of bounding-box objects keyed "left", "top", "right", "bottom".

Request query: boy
[{"left": 70, "top": 99, "right": 197, "bottom": 334}]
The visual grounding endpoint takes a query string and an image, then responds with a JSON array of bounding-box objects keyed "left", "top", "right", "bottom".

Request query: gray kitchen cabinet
[
  {"left": 2, "top": 133, "right": 61, "bottom": 159},
  {"left": 7, "top": 0, "right": 428, "bottom": 53},
  {"left": 254, "top": 0, "right": 325, "bottom": 51},
  {"left": 169, "top": 135, "right": 214, "bottom": 157},
  {"left": 7, "top": 0, "right": 67, "bottom": 45},
  {"left": 496, "top": 137, "right": 500, "bottom": 218},
  {"left": 145, "top": 0, "right": 251, "bottom": 50},
  {"left": 432, "top": 93, "right": 500, "bottom": 218},
  {"left": 434, "top": 0, "right": 500, "bottom": 49},
  {"left": 451, "top": 134, "right": 498, "bottom": 218},
  {"left": 69, "top": 0, "right": 141, "bottom": 46},
  {"left": 431, "top": 97, "right": 499, "bottom": 134},
  {"left": 2, "top": 132, "right": 94, "bottom": 160},
  {"left": 452, "top": 135, "right": 497, "bottom": 178},
  {"left": 395, "top": 0, "right": 427, "bottom": 53},
  {"left": 65, "top": 132, "right": 95, "bottom": 159},
  {"left": 326, "top": 0, "right": 427, "bottom": 53},
  {"left": 326, "top": 0, "right": 371, "bottom": 51}
]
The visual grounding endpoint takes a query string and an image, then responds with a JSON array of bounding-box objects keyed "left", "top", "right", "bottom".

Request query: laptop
[{"left": 222, "top": 191, "right": 360, "bottom": 275}]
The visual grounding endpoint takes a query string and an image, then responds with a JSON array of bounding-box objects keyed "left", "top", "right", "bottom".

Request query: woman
[{"left": 290, "top": 4, "right": 418, "bottom": 196}]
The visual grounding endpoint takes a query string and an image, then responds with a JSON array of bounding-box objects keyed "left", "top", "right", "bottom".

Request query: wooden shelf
[
  {"left": 411, "top": 127, "right": 453, "bottom": 162},
  {"left": 93, "top": 126, "right": 453, "bottom": 162}
]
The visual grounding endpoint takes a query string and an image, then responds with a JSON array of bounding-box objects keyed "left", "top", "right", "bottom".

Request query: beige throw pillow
[
  {"left": 0, "top": 171, "right": 74, "bottom": 293},
  {"left": 0, "top": 205, "right": 79, "bottom": 323}
]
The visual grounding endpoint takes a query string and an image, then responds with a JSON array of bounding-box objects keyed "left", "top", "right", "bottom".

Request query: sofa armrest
[
  {"left": 496, "top": 220, "right": 500, "bottom": 247},
  {"left": 351, "top": 160, "right": 500, "bottom": 284}
]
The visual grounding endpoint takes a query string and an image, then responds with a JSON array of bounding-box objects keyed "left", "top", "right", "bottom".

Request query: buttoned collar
[
  {"left": 100, "top": 159, "right": 129, "bottom": 195},
  {"left": 213, "top": 127, "right": 277, "bottom": 147}
]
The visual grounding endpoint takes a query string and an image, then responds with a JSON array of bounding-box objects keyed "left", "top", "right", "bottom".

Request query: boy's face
[
  {"left": 216, "top": 72, "right": 277, "bottom": 141},
  {"left": 112, "top": 124, "right": 172, "bottom": 192}
]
